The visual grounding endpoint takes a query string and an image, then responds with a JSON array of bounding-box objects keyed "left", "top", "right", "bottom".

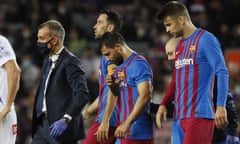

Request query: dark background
[{"left": 0, "top": 0, "right": 239, "bottom": 143}]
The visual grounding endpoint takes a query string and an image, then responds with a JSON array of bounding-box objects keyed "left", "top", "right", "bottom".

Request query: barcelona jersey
[
  {"left": 173, "top": 28, "right": 229, "bottom": 120},
  {"left": 114, "top": 53, "right": 154, "bottom": 140}
]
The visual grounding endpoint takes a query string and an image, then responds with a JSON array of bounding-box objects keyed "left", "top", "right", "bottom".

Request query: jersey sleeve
[
  {"left": 160, "top": 70, "right": 175, "bottom": 105},
  {"left": 0, "top": 35, "right": 16, "bottom": 66},
  {"left": 200, "top": 32, "right": 229, "bottom": 106},
  {"left": 130, "top": 59, "right": 152, "bottom": 84}
]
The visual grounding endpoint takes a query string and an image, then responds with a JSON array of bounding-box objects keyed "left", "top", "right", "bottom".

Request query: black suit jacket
[{"left": 32, "top": 48, "right": 89, "bottom": 143}]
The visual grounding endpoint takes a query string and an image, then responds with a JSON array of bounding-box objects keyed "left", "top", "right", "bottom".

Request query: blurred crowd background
[{"left": 0, "top": 0, "right": 240, "bottom": 143}]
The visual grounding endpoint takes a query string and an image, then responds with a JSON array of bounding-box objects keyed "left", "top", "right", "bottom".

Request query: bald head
[{"left": 165, "top": 37, "right": 181, "bottom": 60}]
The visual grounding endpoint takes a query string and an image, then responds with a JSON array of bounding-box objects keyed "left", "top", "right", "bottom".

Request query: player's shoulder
[
  {"left": 0, "top": 35, "right": 10, "bottom": 44},
  {"left": 198, "top": 29, "right": 220, "bottom": 46},
  {"left": 134, "top": 54, "right": 149, "bottom": 64},
  {"left": 131, "top": 53, "right": 146, "bottom": 61},
  {"left": 200, "top": 29, "right": 217, "bottom": 40},
  {"left": 130, "top": 54, "right": 151, "bottom": 69},
  {"left": 101, "top": 56, "right": 108, "bottom": 65}
]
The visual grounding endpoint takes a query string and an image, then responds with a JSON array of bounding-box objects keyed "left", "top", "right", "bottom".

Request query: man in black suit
[{"left": 32, "top": 20, "right": 89, "bottom": 144}]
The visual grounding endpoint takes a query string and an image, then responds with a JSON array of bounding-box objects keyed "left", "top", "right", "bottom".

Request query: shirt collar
[{"left": 49, "top": 47, "right": 64, "bottom": 63}]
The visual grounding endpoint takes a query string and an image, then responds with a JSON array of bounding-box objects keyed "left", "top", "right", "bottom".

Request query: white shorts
[{"left": 0, "top": 105, "right": 17, "bottom": 144}]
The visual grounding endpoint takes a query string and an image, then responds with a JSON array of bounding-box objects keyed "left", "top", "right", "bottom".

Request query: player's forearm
[
  {"left": 5, "top": 61, "right": 21, "bottom": 108},
  {"left": 86, "top": 97, "right": 99, "bottom": 115},
  {"left": 216, "top": 69, "right": 229, "bottom": 106},
  {"left": 161, "top": 73, "right": 175, "bottom": 105},
  {"left": 126, "top": 95, "right": 150, "bottom": 125},
  {"left": 102, "top": 91, "right": 118, "bottom": 123},
  {"left": 108, "top": 83, "right": 120, "bottom": 97},
  {"left": 125, "top": 81, "right": 151, "bottom": 125}
]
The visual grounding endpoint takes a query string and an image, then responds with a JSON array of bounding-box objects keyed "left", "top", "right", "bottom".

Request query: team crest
[
  {"left": 118, "top": 71, "right": 127, "bottom": 87},
  {"left": 189, "top": 45, "right": 196, "bottom": 53}
]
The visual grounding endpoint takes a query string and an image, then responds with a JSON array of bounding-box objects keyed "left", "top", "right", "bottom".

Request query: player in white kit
[{"left": 0, "top": 35, "right": 21, "bottom": 144}]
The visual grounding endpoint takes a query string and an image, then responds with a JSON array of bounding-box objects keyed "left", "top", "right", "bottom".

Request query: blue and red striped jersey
[
  {"left": 114, "top": 52, "right": 154, "bottom": 140},
  {"left": 173, "top": 28, "right": 229, "bottom": 120},
  {"left": 96, "top": 56, "right": 118, "bottom": 126}
]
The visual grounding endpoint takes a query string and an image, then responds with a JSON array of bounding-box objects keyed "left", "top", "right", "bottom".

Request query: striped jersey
[
  {"left": 96, "top": 56, "right": 118, "bottom": 126},
  {"left": 114, "top": 52, "right": 154, "bottom": 140},
  {"left": 173, "top": 28, "right": 229, "bottom": 120},
  {"left": 0, "top": 35, "right": 16, "bottom": 111}
]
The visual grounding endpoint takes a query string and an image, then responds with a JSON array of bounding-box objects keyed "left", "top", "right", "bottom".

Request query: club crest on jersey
[
  {"left": 117, "top": 71, "right": 127, "bottom": 87},
  {"left": 189, "top": 45, "right": 196, "bottom": 53}
]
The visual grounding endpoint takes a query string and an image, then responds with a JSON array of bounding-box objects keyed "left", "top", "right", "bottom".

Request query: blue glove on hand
[
  {"left": 49, "top": 119, "right": 68, "bottom": 137},
  {"left": 226, "top": 135, "right": 240, "bottom": 144}
]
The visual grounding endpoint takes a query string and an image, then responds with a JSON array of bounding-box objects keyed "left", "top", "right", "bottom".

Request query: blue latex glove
[
  {"left": 226, "top": 135, "right": 240, "bottom": 144},
  {"left": 49, "top": 119, "right": 68, "bottom": 137}
]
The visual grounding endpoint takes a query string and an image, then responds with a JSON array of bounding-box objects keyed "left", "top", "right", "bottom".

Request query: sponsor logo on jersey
[
  {"left": 12, "top": 124, "right": 17, "bottom": 135},
  {"left": 175, "top": 58, "right": 194, "bottom": 69}
]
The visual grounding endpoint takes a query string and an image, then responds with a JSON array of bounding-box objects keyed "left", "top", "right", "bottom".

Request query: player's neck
[
  {"left": 122, "top": 46, "right": 134, "bottom": 61},
  {"left": 183, "top": 24, "right": 197, "bottom": 39}
]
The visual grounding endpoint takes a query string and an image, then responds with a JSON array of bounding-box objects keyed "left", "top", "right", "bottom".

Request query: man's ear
[
  {"left": 52, "top": 36, "right": 59, "bottom": 45},
  {"left": 107, "top": 24, "right": 114, "bottom": 32},
  {"left": 178, "top": 16, "right": 185, "bottom": 25},
  {"left": 114, "top": 43, "right": 122, "bottom": 52}
]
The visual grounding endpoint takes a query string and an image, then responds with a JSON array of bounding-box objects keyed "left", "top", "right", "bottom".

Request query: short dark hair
[
  {"left": 99, "top": 9, "right": 123, "bottom": 32},
  {"left": 156, "top": 1, "right": 189, "bottom": 22},
  {"left": 99, "top": 32, "right": 125, "bottom": 49}
]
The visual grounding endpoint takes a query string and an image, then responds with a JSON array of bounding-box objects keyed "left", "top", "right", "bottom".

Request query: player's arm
[
  {"left": 160, "top": 70, "right": 176, "bottom": 105},
  {"left": 156, "top": 71, "right": 175, "bottom": 129},
  {"left": 0, "top": 60, "right": 21, "bottom": 121},
  {"left": 97, "top": 91, "right": 118, "bottom": 142},
  {"left": 126, "top": 81, "right": 151, "bottom": 123},
  {"left": 201, "top": 33, "right": 229, "bottom": 129},
  {"left": 114, "top": 81, "right": 151, "bottom": 138},
  {"left": 82, "top": 97, "right": 99, "bottom": 120},
  {"left": 96, "top": 74, "right": 119, "bottom": 143}
]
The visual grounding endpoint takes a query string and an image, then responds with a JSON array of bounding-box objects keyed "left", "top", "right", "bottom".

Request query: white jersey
[
  {"left": 0, "top": 35, "right": 17, "bottom": 144},
  {"left": 0, "top": 35, "right": 16, "bottom": 110}
]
